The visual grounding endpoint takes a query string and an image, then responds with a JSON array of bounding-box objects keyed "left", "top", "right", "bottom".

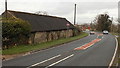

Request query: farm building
[{"left": 2, "top": 10, "right": 80, "bottom": 44}]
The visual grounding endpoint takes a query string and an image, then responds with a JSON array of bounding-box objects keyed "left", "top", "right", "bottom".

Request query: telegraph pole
[
  {"left": 74, "top": 4, "right": 76, "bottom": 25},
  {"left": 5, "top": 0, "right": 7, "bottom": 19}
]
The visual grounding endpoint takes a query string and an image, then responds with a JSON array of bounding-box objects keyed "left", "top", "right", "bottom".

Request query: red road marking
[{"left": 74, "top": 39, "right": 101, "bottom": 50}]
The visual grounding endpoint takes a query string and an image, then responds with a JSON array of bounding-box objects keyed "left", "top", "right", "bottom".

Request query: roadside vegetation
[
  {"left": 118, "top": 36, "right": 120, "bottom": 63},
  {"left": 2, "top": 17, "right": 31, "bottom": 49},
  {"left": 2, "top": 32, "right": 88, "bottom": 55},
  {"left": 111, "top": 33, "right": 120, "bottom": 65},
  {"left": 116, "top": 35, "right": 120, "bottom": 64},
  {"left": 113, "top": 18, "right": 120, "bottom": 64}
]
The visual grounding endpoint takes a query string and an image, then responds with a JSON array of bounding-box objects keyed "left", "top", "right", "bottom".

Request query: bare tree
[
  {"left": 117, "top": 18, "right": 120, "bottom": 34},
  {"left": 90, "top": 22, "right": 96, "bottom": 31},
  {"left": 111, "top": 24, "right": 118, "bottom": 32},
  {"left": 35, "top": 11, "right": 48, "bottom": 15}
]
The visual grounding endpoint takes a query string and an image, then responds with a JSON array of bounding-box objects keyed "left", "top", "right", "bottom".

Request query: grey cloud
[
  {"left": 77, "top": 2, "right": 117, "bottom": 14},
  {"left": 0, "top": 1, "right": 118, "bottom": 24},
  {"left": 47, "top": 2, "right": 117, "bottom": 16}
]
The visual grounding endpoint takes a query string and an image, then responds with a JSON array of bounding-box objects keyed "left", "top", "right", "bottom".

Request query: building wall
[
  {"left": 28, "top": 33, "right": 35, "bottom": 44},
  {"left": 2, "top": 11, "right": 80, "bottom": 45},
  {"left": 34, "top": 32, "right": 47, "bottom": 43},
  {"left": 29, "top": 29, "right": 77, "bottom": 44}
]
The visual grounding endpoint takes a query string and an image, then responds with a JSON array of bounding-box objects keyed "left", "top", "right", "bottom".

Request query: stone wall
[{"left": 29, "top": 29, "right": 79, "bottom": 44}]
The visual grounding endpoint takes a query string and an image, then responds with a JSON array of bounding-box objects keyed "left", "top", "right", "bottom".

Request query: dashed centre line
[
  {"left": 45, "top": 54, "right": 74, "bottom": 68},
  {"left": 27, "top": 54, "right": 61, "bottom": 68}
]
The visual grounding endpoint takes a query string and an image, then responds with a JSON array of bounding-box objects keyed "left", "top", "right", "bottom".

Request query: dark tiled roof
[{"left": 7, "top": 10, "right": 75, "bottom": 32}]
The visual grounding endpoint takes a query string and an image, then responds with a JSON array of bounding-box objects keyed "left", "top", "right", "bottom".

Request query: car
[
  {"left": 103, "top": 30, "right": 109, "bottom": 34},
  {"left": 90, "top": 31, "right": 95, "bottom": 35}
]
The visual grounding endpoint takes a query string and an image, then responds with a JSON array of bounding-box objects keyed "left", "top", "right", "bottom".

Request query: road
[{"left": 2, "top": 33, "right": 117, "bottom": 68}]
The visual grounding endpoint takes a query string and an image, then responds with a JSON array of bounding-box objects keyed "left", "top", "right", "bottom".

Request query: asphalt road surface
[{"left": 2, "top": 33, "right": 117, "bottom": 68}]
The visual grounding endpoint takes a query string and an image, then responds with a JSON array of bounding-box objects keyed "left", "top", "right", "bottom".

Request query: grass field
[{"left": 2, "top": 32, "right": 88, "bottom": 55}]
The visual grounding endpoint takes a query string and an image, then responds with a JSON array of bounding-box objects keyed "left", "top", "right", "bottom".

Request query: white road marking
[
  {"left": 108, "top": 38, "right": 118, "bottom": 68},
  {"left": 97, "top": 35, "right": 99, "bottom": 38},
  {"left": 45, "top": 54, "right": 74, "bottom": 68},
  {"left": 27, "top": 54, "right": 61, "bottom": 68}
]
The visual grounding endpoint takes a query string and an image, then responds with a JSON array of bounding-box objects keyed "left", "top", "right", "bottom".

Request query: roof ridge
[{"left": 7, "top": 10, "right": 64, "bottom": 19}]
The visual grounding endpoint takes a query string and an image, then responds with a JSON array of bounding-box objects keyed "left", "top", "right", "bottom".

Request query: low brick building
[{"left": 2, "top": 10, "right": 80, "bottom": 44}]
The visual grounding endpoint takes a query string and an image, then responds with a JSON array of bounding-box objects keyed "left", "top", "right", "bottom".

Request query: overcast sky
[{"left": 0, "top": 0, "right": 119, "bottom": 24}]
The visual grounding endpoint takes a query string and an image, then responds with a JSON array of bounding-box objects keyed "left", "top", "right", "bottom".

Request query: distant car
[
  {"left": 103, "top": 30, "right": 109, "bottom": 34},
  {"left": 90, "top": 31, "right": 95, "bottom": 35}
]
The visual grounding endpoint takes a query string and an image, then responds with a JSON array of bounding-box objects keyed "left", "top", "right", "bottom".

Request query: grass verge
[
  {"left": 2, "top": 32, "right": 88, "bottom": 55},
  {"left": 117, "top": 36, "right": 120, "bottom": 64},
  {"left": 111, "top": 33, "right": 120, "bottom": 65}
]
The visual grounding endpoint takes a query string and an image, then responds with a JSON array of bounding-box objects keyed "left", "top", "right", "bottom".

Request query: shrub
[
  {"left": 2, "top": 17, "right": 31, "bottom": 49},
  {"left": 118, "top": 36, "right": 120, "bottom": 52}
]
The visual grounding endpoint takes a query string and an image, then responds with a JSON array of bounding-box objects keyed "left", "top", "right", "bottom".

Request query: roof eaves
[{"left": 7, "top": 10, "right": 64, "bottom": 19}]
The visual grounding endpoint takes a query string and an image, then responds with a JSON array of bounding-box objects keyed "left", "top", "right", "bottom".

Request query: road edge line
[{"left": 108, "top": 38, "right": 118, "bottom": 68}]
